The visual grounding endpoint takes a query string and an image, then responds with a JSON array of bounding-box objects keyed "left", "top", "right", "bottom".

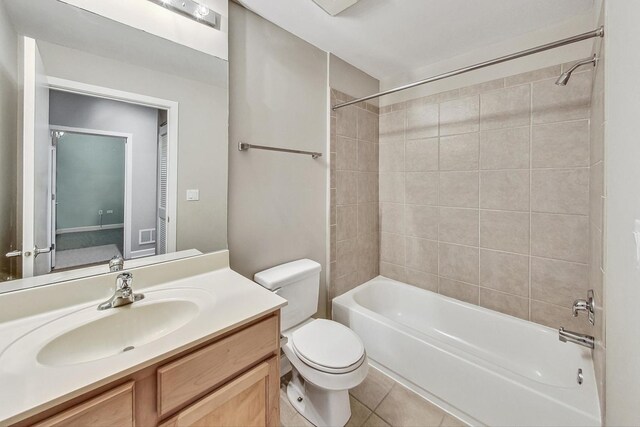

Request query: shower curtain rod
[{"left": 332, "top": 26, "right": 604, "bottom": 110}]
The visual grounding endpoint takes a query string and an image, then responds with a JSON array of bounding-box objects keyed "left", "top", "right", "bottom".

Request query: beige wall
[
  {"left": 589, "top": 3, "right": 606, "bottom": 419},
  {"left": 330, "top": 89, "right": 379, "bottom": 301},
  {"left": 37, "top": 41, "right": 228, "bottom": 254},
  {"left": 603, "top": 1, "right": 640, "bottom": 425},
  {"left": 0, "top": 1, "right": 17, "bottom": 280},
  {"left": 378, "top": 64, "right": 597, "bottom": 333},
  {"left": 228, "top": 3, "right": 328, "bottom": 316}
]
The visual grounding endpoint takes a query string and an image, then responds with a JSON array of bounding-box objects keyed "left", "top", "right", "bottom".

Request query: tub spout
[{"left": 558, "top": 327, "right": 594, "bottom": 349}]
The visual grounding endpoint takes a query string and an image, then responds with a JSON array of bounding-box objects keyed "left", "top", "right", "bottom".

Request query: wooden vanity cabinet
[{"left": 19, "top": 312, "right": 280, "bottom": 427}]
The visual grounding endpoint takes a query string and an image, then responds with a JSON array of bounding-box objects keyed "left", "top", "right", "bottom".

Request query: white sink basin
[{"left": 1, "top": 288, "right": 209, "bottom": 368}]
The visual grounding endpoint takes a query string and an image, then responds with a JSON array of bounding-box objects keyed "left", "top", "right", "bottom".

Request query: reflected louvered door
[{"left": 157, "top": 124, "right": 168, "bottom": 255}]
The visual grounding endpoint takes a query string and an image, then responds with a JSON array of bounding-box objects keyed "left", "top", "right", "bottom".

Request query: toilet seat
[{"left": 291, "top": 319, "right": 366, "bottom": 374}]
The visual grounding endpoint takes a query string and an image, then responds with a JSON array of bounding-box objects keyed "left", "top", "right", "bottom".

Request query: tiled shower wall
[
  {"left": 378, "top": 64, "right": 596, "bottom": 332},
  {"left": 329, "top": 90, "right": 379, "bottom": 300}
]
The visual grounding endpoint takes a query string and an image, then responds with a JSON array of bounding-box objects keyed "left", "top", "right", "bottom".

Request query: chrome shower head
[{"left": 555, "top": 54, "right": 598, "bottom": 86}]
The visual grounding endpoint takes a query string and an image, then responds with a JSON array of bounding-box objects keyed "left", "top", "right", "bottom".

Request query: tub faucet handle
[{"left": 572, "top": 290, "right": 595, "bottom": 325}]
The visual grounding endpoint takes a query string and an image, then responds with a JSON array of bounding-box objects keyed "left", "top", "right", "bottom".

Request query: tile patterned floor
[{"left": 280, "top": 366, "right": 467, "bottom": 427}]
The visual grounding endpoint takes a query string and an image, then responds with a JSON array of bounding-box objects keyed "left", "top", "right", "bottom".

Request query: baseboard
[
  {"left": 56, "top": 224, "right": 124, "bottom": 234},
  {"left": 129, "top": 248, "right": 157, "bottom": 259}
]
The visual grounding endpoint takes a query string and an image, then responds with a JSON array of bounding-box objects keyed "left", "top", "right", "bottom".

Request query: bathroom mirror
[{"left": 0, "top": 0, "right": 229, "bottom": 292}]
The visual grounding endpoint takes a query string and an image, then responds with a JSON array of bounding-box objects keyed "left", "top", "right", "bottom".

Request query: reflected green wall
[{"left": 56, "top": 133, "right": 125, "bottom": 230}]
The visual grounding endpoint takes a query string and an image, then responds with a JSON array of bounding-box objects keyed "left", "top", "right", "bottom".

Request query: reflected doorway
[{"left": 52, "top": 131, "right": 127, "bottom": 270}]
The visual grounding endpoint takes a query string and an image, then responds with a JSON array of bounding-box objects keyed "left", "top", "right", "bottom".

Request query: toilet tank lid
[{"left": 254, "top": 259, "right": 321, "bottom": 290}]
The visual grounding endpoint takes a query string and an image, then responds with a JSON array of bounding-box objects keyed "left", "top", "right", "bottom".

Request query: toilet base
[{"left": 286, "top": 369, "right": 351, "bottom": 427}]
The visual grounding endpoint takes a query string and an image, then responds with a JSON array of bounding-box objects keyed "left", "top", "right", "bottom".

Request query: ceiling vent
[{"left": 311, "top": 0, "right": 361, "bottom": 16}]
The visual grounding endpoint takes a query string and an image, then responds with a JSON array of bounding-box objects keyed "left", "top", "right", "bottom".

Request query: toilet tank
[{"left": 254, "top": 259, "right": 321, "bottom": 331}]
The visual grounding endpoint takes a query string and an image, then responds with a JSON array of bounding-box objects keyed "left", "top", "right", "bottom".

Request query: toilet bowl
[{"left": 254, "top": 260, "right": 368, "bottom": 427}]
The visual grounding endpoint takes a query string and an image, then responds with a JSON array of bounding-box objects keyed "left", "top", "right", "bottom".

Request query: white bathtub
[{"left": 332, "top": 276, "right": 601, "bottom": 427}]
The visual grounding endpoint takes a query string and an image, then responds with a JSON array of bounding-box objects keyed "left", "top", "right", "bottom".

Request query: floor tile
[
  {"left": 364, "top": 413, "right": 391, "bottom": 427},
  {"left": 350, "top": 365, "right": 397, "bottom": 410},
  {"left": 375, "top": 384, "right": 446, "bottom": 427},
  {"left": 346, "top": 396, "right": 373, "bottom": 427},
  {"left": 440, "top": 414, "right": 468, "bottom": 427}
]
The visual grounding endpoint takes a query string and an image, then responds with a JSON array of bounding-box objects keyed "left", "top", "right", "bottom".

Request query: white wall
[
  {"left": 228, "top": 3, "right": 329, "bottom": 316},
  {"left": 49, "top": 90, "right": 159, "bottom": 253},
  {"left": 379, "top": 11, "right": 599, "bottom": 106},
  {"left": 0, "top": 0, "right": 17, "bottom": 278},
  {"left": 603, "top": 1, "right": 640, "bottom": 425},
  {"left": 329, "top": 54, "right": 379, "bottom": 101},
  {"left": 38, "top": 41, "right": 228, "bottom": 254}
]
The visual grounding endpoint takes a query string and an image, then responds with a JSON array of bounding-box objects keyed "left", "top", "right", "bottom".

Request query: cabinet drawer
[
  {"left": 34, "top": 382, "right": 134, "bottom": 427},
  {"left": 157, "top": 315, "right": 279, "bottom": 417}
]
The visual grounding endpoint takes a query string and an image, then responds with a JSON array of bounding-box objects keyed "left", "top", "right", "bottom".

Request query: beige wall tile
[
  {"left": 406, "top": 172, "right": 439, "bottom": 205},
  {"left": 479, "top": 126, "right": 530, "bottom": 170},
  {"left": 480, "top": 249, "right": 529, "bottom": 297},
  {"left": 330, "top": 225, "right": 336, "bottom": 262},
  {"left": 380, "top": 203, "right": 405, "bottom": 234},
  {"left": 439, "top": 243, "right": 479, "bottom": 284},
  {"left": 438, "top": 207, "right": 479, "bottom": 246},
  {"left": 381, "top": 232, "right": 405, "bottom": 265},
  {"left": 590, "top": 161, "right": 604, "bottom": 229},
  {"left": 379, "top": 141, "right": 405, "bottom": 172},
  {"left": 439, "top": 171, "right": 478, "bottom": 208},
  {"left": 480, "top": 210, "right": 530, "bottom": 254},
  {"left": 376, "top": 384, "right": 446, "bottom": 427},
  {"left": 379, "top": 110, "right": 405, "bottom": 143},
  {"left": 406, "top": 102, "right": 438, "bottom": 140},
  {"left": 530, "top": 300, "right": 592, "bottom": 335},
  {"left": 531, "top": 120, "right": 589, "bottom": 168},
  {"left": 379, "top": 172, "right": 405, "bottom": 203},
  {"left": 406, "top": 237, "right": 438, "bottom": 274},
  {"left": 480, "top": 288, "right": 529, "bottom": 320},
  {"left": 480, "top": 170, "right": 530, "bottom": 211},
  {"left": 458, "top": 78, "right": 504, "bottom": 97},
  {"left": 439, "top": 133, "right": 479, "bottom": 171},
  {"left": 405, "top": 204, "right": 438, "bottom": 240},
  {"left": 337, "top": 104, "right": 358, "bottom": 138},
  {"left": 337, "top": 171, "right": 358, "bottom": 204},
  {"left": 531, "top": 257, "right": 589, "bottom": 307},
  {"left": 406, "top": 138, "right": 439, "bottom": 171},
  {"left": 358, "top": 141, "right": 378, "bottom": 172},
  {"left": 532, "top": 71, "right": 592, "bottom": 124},
  {"left": 358, "top": 108, "right": 379, "bottom": 143},
  {"left": 358, "top": 233, "right": 379, "bottom": 284},
  {"left": 334, "top": 271, "right": 359, "bottom": 298},
  {"left": 504, "top": 65, "right": 561, "bottom": 86},
  {"left": 531, "top": 168, "right": 589, "bottom": 215},
  {"left": 380, "top": 262, "right": 406, "bottom": 282},
  {"left": 358, "top": 172, "right": 378, "bottom": 203},
  {"left": 358, "top": 203, "right": 378, "bottom": 237},
  {"left": 337, "top": 205, "right": 358, "bottom": 241},
  {"left": 439, "top": 278, "right": 479, "bottom": 305},
  {"left": 440, "top": 95, "right": 479, "bottom": 136},
  {"left": 337, "top": 238, "right": 358, "bottom": 278},
  {"left": 531, "top": 213, "right": 589, "bottom": 263},
  {"left": 330, "top": 189, "right": 336, "bottom": 224},
  {"left": 406, "top": 269, "right": 439, "bottom": 292},
  {"left": 480, "top": 84, "right": 531, "bottom": 130}
]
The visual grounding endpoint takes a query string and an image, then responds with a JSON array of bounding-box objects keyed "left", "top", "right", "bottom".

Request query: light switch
[{"left": 186, "top": 189, "right": 200, "bottom": 201}]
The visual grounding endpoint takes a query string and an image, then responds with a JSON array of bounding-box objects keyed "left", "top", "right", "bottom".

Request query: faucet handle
[
  {"left": 116, "top": 272, "right": 133, "bottom": 289},
  {"left": 571, "top": 290, "right": 595, "bottom": 325}
]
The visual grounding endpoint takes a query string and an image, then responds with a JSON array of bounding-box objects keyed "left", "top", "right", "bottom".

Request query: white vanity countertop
[{"left": 0, "top": 250, "right": 287, "bottom": 425}]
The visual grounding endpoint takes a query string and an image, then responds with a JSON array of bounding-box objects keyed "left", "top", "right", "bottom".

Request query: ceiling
[{"left": 236, "top": 0, "right": 595, "bottom": 80}]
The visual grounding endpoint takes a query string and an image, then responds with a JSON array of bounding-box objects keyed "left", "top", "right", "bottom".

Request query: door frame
[
  {"left": 50, "top": 126, "right": 133, "bottom": 260},
  {"left": 46, "top": 77, "right": 179, "bottom": 254}
]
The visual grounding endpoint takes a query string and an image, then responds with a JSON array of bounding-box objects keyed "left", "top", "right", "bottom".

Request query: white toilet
[{"left": 254, "top": 259, "right": 368, "bottom": 427}]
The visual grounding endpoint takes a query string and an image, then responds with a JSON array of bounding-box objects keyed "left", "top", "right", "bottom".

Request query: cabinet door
[
  {"left": 159, "top": 358, "right": 278, "bottom": 427},
  {"left": 34, "top": 382, "right": 134, "bottom": 427}
]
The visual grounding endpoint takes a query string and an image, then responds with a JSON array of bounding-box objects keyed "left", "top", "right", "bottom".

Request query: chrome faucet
[
  {"left": 559, "top": 328, "right": 595, "bottom": 349},
  {"left": 572, "top": 289, "right": 595, "bottom": 325},
  {"left": 108, "top": 255, "right": 124, "bottom": 272},
  {"left": 97, "top": 272, "right": 144, "bottom": 310}
]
